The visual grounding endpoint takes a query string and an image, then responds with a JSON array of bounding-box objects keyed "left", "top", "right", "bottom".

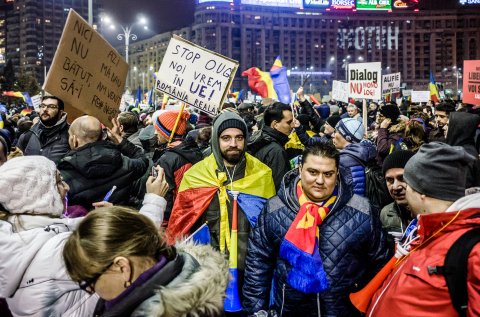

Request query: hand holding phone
[{"left": 151, "top": 166, "right": 158, "bottom": 178}]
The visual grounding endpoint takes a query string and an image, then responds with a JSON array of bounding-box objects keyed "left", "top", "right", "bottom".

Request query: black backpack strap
[{"left": 429, "top": 227, "right": 480, "bottom": 317}]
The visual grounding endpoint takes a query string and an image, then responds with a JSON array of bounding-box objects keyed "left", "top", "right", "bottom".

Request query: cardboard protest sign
[
  {"left": 348, "top": 62, "right": 382, "bottom": 100},
  {"left": 402, "top": 89, "right": 412, "bottom": 97},
  {"left": 463, "top": 60, "right": 480, "bottom": 105},
  {"left": 332, "top": 80, "right": 349, "bottom": 103},
  {"left": 43, "top": 9, "right": 128, "bottom": 128},
  {"left": 155, "top": 35, "right": 238, "bottom": 116},
  {"left": 411, "top": 91, "right": 430, "bottom": 103},
  {"left": 382, "top": 72, "right": 401, "bottom": 95}
]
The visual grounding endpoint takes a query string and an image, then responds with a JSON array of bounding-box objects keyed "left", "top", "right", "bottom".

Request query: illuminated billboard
[
  {"left": 459, "top": 0, "right": 480, "bottom": 4},
  {"left": 356, "top": 0, "right": 392, "bottom": 10},
  {"left": 392, "top": 0, "right": 419, "bottom": 9},
  {"left": 331, "top": 0, "right": 355, "bottom": 9},
  {"left": 198, "top": 0, "right": 232, "bottom": 3},
  {"left": 303, "top": 0, "right": 330, "bottom": 7},
  {"left": 241, "top": 0, "right": 302, "bottom": 7}
]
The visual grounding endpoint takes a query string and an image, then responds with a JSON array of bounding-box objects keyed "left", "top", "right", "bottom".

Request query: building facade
[
  {"left": 127, "top": 0, "right": 480, "bottom": 93},
  {"left": 1, "top": 0, "right": 102, "bottom": 85}
]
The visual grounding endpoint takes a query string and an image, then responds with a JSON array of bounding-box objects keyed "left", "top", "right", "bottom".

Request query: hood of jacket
[
  {"left": 34, "top": 112, "right": 68, "bottom": 137},
  {"left": 151, "top": 241, "right": 229, "bottom": 316},
  {"left": 342, "top": 140, "right": 377, "bottom": 164},
  {"left": 99, "top": 241, "right": 229, "bottom": 317},
  {"left": 248, "top": 125, "right": 290, "bottom": 155},
  {"left": 60, "top": 140, "right": 123, "bottom": 178},
  {"left": 168, "top": 137, "right": 203, "bottom": 165},
  {"left": 446, "top": 112, "right": 480, "bottom": 155},
  {"left": 388, "top": 119, "right": 406, "bottom": 134},
  {"left": 211, "top": 112, "right": 248, "bottom": 171},
  {"left": 277, "top": 166, "right": 354, "bottom": 215}
]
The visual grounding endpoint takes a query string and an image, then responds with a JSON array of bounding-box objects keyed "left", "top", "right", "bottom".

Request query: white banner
[
  {"left": 31, "top": 94, "right": 42, "bottom": 112},
  {"left": 411, "top": 90, "right": 430, "bottom": 103},
  {"left": 382, "top": 72, "right": 401, "bottom": 95},
  {"left": 155, "top": 35, "right": 238, "bottom": 115},
  {"left": 332, "top": 80, "right": 349, "bottom": 103},
  {"left": 348, "top": 62, "right": 382, "bottom": 100}
]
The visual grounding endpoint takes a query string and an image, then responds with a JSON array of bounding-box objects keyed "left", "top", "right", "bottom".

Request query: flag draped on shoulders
[{"left": 166, "top": 153, "right": 276, "bottom": 252}]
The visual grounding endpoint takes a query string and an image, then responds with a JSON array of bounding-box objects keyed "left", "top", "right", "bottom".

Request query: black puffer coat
[
  {"left": 156, "top": 138, "right": 203, "bottom": 221},
  {"left": 243, "top": 168, "right": 390, "bottom": 317},
  {"left": 248, "top": 126, "right": 290, "bottom": 191},
  {"left": 58, "top": 139, "right": 148, "bottom": 208}
]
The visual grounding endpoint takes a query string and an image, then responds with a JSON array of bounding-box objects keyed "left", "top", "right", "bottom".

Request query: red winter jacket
[{"left": 367, "top": 207, "right": 480, "bottom": 317}]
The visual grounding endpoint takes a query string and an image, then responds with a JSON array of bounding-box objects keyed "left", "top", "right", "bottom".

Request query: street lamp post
[
  {"left": 453, "top": 66, "right": 461, "bottom": 100},
  {"left": 102, "top": 15, "right": 148, "bottom": 89}
]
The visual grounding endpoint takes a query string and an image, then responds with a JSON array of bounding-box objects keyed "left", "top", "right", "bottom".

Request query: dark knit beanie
[
  {"left": 382, "top": 150, "right": 415, "bottom": 175},
  {"left": 403, "top": 142, "right": 476, "bottom": 202},
  {"left": 326, "top": 115, "right": 341, "bottom": 129},
  {"left": 380, "top": 103, "right": 401, "bottom": 124},
  {"left": 217, "top": 118, "right": 247, "bottom": 137}
]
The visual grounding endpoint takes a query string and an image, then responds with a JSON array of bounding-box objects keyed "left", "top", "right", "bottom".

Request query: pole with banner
[{"left": 363, "top": 99, "right": 368, "bottom": 138}]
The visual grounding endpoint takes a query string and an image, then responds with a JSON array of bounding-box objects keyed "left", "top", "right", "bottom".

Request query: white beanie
[{"left": 0, "top": 156, "right": 64, "bottom": 216}]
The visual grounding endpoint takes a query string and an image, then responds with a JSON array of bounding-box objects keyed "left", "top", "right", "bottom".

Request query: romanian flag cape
[{"left": 166, "top": 153, "right": 276, "bottom": 252}]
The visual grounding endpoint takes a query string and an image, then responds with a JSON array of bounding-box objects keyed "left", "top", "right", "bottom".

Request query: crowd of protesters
[{"left": 0, "top": 88, "right": 479, "bottom": 317}]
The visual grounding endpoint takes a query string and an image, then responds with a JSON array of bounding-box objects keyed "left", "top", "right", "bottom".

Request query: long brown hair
[{"left": 63, "top": 206, "right": 175, "bottom": 283}]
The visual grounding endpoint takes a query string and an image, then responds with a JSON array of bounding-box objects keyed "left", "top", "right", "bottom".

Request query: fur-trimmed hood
[
  {"left": 150, "top": 242, "right": 229, "bottom": 317},
  {"left": 97, "top": 241, "right": 230, "bottom": 317},
  {"left": 388, "top": 119, "right": 406, "bottom": 133}
]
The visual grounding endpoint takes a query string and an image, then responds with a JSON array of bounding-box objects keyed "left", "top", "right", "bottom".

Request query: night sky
[{"left": 102, "top": 0, "right": 195, "bottom": 42}]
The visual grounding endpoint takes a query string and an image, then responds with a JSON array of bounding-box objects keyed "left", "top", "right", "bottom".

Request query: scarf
[{"left": 279, "top": 181, "right": 338, "bottom": 294}]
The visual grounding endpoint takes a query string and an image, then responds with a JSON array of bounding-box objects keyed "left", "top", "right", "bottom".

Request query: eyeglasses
[
  {"left": 78, "top": 262, "right": 113, "bottom": 294},
  {"left": 39, "top": 103, "right": 58, "bottom": 110}
]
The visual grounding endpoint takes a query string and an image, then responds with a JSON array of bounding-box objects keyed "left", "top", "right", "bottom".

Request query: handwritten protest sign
[
  {"left": 411, "top": 90, "right": 430, "bottom": 103},
  {"left": 155, "top": 35, "right": 238, "bottom": 115},
  {"left": 43, "top": 9, "right": 128, "bottom": 128},
  {"left": 382, "top": 72, "right": 401, "bottom": 95},
  {"left": 332, "top": 80, "right": 349, "bottom": 103},
  {"left": 348, "top": 62, "right": 382, "bottom": 100},
  {"left": 463, "top": 60, "right": 480, "bottom": 105}
]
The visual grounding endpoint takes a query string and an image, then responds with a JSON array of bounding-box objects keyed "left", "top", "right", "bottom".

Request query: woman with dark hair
[{"left": 63, "top": 207, "right": 229, "bottom": 317}]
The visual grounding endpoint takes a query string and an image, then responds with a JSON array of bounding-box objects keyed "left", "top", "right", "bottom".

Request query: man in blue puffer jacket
[
  {"left": 243, "top": 143, "right": 390, "bottom": 317},
  {"left": 333, "top": 118, "right": 377, "bottom": 196}
]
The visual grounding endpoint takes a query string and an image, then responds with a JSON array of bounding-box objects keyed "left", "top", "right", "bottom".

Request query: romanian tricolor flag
[
  {"left": 270, "top": 56, "right": 292, "bottom": 104},
  {"left": 20, "top": 108, "right": 32, "bottom": 116},
  {"left": 241, "top": 67, "right": 278, "bottom": 100},
  {"left": 429, "top": 71, "right": 440, "bottom": 103},
  {"left": 166, "top": 153, "right": 276, "bottom": 253}
]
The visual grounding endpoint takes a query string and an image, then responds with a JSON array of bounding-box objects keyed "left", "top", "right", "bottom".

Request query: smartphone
[{"left": 151, "top": 166, "right": 158, "bottom": 178}]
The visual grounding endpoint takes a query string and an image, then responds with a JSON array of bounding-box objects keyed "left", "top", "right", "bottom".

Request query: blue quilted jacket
[
  {"left": 340, "top": 141, "right": 377, "bottom": 197},
  {"left": 243, "top": 168, "right": 390, "bottom": 317}
]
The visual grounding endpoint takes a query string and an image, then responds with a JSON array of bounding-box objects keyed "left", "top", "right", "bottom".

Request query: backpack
[
  {"left": 428, "top": 227, "right": 480, "bottom": 317},
  {"left": 343, "top": 153, "right": 393, "bottom": 214}
]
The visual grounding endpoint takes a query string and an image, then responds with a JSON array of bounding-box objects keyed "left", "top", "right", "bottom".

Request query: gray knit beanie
[{"left": 403, "top": 142, "right": 476, "bottom": 202}]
